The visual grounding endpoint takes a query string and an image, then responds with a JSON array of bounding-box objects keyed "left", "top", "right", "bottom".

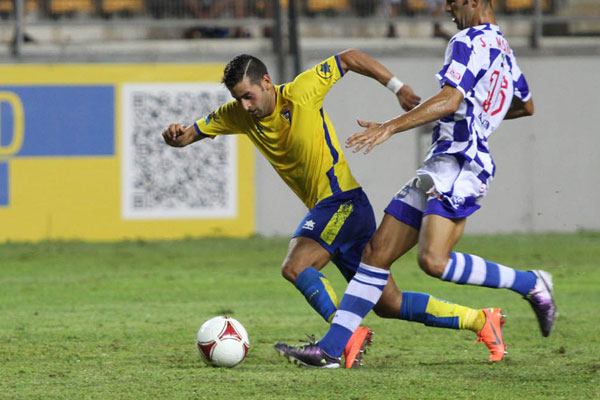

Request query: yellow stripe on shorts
[{"left": 320, "top": 201, "right": 353, "bottom": 245}]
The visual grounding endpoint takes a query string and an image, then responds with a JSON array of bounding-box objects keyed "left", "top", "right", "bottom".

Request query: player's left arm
[
  {"left": 504, "top": 61, "right": 534, "bottom": 120},
  {"left": 337, "top": 49, "right": 421, "bottom": 111},
  {"left": 504, "top": 96, "right": 534, "bottom": 120}
]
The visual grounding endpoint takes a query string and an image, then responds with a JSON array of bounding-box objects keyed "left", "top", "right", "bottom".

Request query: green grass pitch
[{"left": 1, "top": 232, "right": 599, "bottom": 399}]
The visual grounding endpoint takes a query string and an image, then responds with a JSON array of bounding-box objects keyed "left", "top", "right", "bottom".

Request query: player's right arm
[
  {"left": 162, "top": 102, "right": 245, "bottom": 147},
  {"left": 337, "top": 49, "right": 421, "bottom": 111},
  {"left": 288, "top": 50, "right": 420, "bottom": 112},
  {"left": 162, "top": 123, "right": 205, "bottom": 147}
]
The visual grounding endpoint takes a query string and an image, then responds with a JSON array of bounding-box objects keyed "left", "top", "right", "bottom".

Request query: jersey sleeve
[
  {"left": 510, "top": 60, "right": 532, "bottom": 102},
  {"left": 436, "top": 36, "right": 478, "bottom": 97},
  {"left": 193, "top": 101, "right": 246, "bottom": 138},
  {"left": 283, "top": 54, "right": 345, "bottom": 108}
]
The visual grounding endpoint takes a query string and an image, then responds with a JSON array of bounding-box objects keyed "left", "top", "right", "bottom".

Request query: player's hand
[
  {"left": 397, "top": 85, "right": 421, "bottom": 111},
  {"left": 345, "top": 119, "right": 393, "bottom": 154},
  {"left": 162, "top": 123, "right": 188, "bottom": 147}
]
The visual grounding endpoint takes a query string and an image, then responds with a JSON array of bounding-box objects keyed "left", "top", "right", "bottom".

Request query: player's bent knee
[
  {"left": 362, "top": 240, "right": 394, "bottom": 270},
  {"left": 280, "top": 261, "right": 301, "bottom": 283},
  {"left": 373, "top": 303, "right": 397, "bottom": 319},
  {"left": 361, "top": 241, "right": 376, "bottom": 262},
  {"left": 417, "top": 251, "right": 446, "bottom": 278}
]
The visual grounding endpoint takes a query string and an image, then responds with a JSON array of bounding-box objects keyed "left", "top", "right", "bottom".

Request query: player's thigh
[
  {"left": 417, "top": 213, "right": 466, "bottom": 275},
  {"left": 362, "top": 213, "right": 419, "bottom": 269},
  {"left": 281, "top": 236, "right": 332, "bottom": 281},
  {"left": 296, "top": 188, "right": 376, "bottom": 280},
  {"left": 373, "top": 274, "right": 403, "bottom": 319}
]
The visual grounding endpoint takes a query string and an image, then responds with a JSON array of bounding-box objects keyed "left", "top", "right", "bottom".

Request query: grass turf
[{"left": 1, "top": 232, "right": 599, "bottom": 399}]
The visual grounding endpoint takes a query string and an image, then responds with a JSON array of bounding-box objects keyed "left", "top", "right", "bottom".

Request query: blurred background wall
[
  {"left": 0, "top": 0, "right": 598, "bottom": 240},
  {"left": 257, "top": 55, "right": 600, "bottom": 235}
]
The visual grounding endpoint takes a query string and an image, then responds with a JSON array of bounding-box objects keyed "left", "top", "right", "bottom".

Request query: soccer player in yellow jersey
[{"left": 163, "top": 50, "right": 508, "bottom": 368}]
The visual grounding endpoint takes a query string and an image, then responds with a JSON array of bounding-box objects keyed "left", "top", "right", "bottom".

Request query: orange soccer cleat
[
  {"left": 477, "top": 308, "right": 507, "bottom": 362},
  {"left": 342, "top": 327, "right": 374, "bottom": 369}
]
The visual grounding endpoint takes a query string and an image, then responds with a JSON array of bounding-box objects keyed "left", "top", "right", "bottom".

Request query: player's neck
[
  {"left": 472, "top": 8, "right": 496, "bottom": 26},
  {"left": 264, "top": 87, "right": 277, "bottom": 117}
]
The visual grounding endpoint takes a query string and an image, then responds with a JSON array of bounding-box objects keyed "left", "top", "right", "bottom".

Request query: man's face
[
  {"left": 230, "top": 75, "right": 273, "bottom": 119},
  {"left": 445, "top": 0, "right": 474, "bottom": 30}
]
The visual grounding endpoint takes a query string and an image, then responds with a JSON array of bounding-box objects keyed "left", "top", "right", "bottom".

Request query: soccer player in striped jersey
[
  {"left": 163, "top": 50, "right": 511, "bottom": 369},
  {"left": 275, "top": 0, "right": 556, "bottom": 368}
]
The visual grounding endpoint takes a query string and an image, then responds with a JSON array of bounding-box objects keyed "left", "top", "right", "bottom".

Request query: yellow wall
[{"left": 0, "top": 64, "right": 254, "bottom": 241}]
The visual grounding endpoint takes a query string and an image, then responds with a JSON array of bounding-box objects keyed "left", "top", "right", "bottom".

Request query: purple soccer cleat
[
  {"left": 525, "top": 270, "right": 557, "bottom": 337},
  {"left": 274, "top": 337, "right": 340, "bottom": 369}
]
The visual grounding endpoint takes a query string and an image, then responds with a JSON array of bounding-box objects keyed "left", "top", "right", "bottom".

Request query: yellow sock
[
  {"left": 469, "top": 310, "right": 486, "bottom": 332},
  {"left": 399, "top": 292, "right": 485, "bottom": 332}
]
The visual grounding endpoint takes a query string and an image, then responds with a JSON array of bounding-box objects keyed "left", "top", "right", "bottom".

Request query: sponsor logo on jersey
[
  {"left": 478, "top": 113, "right": 490, "bottom": 129},
  {"left": 447, "top": 67, "right": 462, "bottom": 81}
]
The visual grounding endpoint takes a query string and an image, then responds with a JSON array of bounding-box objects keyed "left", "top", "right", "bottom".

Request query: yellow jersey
[{"left": 194, "top": 55, "right": 360, "bottom": 209}]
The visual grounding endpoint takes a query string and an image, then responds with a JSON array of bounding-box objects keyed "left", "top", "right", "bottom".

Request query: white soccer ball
[{"left": 196, "top": 316, "right": 250, "bottom": 368}]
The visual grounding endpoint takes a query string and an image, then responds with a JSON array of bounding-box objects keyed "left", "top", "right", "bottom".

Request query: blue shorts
[{"left": 293, "top": 188, "right": 376, "bottom": 282}]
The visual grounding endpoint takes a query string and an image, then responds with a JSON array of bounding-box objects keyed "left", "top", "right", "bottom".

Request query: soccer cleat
[
  {"left": 342, "top": 327, "right": 374, "bottom": 369},
  {"left": 525, "top": 270, "right": 557, "bottom": 337},
  {"left": 477, "top": 308, "right": 507, "bottom": 362},
  {"left": 274, "top": 337, "right": 340, "bottom": 369}
]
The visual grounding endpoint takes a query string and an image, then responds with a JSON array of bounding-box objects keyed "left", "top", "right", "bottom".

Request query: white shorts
[{"left": 384, "top": 155, "right": 489, "bottom": 229}]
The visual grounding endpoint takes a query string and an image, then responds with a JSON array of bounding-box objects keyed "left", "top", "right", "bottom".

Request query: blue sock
[
  {"left": 294, "top": 267, "right": 339, "bottom": 322},
  {"left": 318, "top": 263, "right": 389, "bottom": 358},
  {"left": 442, "top": 252, "right": 537, "bottom": 296}
]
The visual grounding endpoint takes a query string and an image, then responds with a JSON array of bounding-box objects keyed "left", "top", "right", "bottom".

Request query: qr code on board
[{"left": 121, "top": 83, "right": 237, "bottom": 219}]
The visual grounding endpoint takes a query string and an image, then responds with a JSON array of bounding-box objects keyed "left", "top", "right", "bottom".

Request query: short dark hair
[{"left": 222, "top": 54, "right": 269, "bottom": 90}]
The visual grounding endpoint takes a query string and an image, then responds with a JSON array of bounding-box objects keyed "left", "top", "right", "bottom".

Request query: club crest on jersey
[
  {"left": 204, "top": 111, "right": 219, "bottom": 125},
  {"left": 316, "top": 62, "right": 333, "bottom": 79},
  {"left": 280, "top": 108, "right": 291, "bottom": 124}
]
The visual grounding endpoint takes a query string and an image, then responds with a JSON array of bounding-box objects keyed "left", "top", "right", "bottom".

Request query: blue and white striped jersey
[{"left": 428, "top": 23, "right": 531, "bottom": 184}]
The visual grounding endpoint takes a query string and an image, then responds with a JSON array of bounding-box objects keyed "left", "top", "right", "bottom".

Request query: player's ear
[{"left": 262, "top": 74, "right": 273, "bottom": 90}]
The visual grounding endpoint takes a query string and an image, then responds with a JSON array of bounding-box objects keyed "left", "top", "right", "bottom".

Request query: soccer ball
[{"left": 196, "top": 316, "right": 250, "bottom": 368}]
